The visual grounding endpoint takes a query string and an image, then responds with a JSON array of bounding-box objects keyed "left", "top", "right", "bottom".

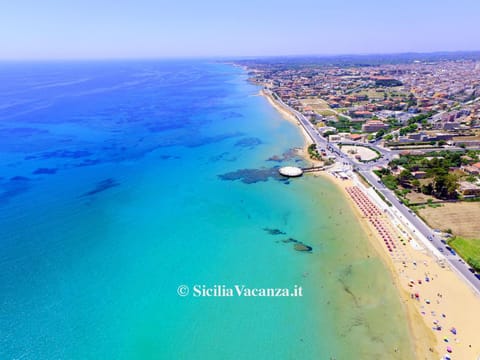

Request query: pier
[{"left": 302, "top": 166, "right": 325, "bottom": 173}]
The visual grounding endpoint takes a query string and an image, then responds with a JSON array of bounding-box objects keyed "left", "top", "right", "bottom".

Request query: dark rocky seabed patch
[
  {"left": 32, "top": 168, "right": 58, "bottom": 175},
  {"left": 234, "top": 137, "right": 263, "bottom": 148},
  {"left": 264, "top": 229, "right": 313, "bottom": 252},
  {"left": 263, "top": 228, "right": 286, "bottom": 235},
  {"left": 0, "top": 176, "right": 32, "bottom": 203},
  {"left": 82, "top": 178, "right": 119, "bottom": 197},
  {"left": 266, "top": 148, "right": 300, "bottom": 162},
  {"left": 218, "top": 167, "right": 288, "bottom": 184}
]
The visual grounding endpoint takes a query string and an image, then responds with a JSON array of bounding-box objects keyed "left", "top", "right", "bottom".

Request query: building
[
  {"left": 412, "top": 171, "right": 427, "bottom": 179},
  {"left": 458, "top": 181, "right": 480, "bottom": 198},
  {"left": 362, "top": 120, "right": 389, "bottom": 133},
  {"left": 461, "top": 165, "right": 480, "bottom": 175},
  {"left": 348, "top": 133, "right": 363, "bottom": 141}
]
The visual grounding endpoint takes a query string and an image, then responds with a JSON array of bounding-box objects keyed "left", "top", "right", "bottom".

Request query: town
[{"left": 237, "top": 54, "right": 480, "bottom": 288}]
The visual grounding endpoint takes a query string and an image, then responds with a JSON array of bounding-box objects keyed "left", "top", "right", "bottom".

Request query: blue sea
[{"left": 0, "top": 60, "right": 415, "bottom": 359}]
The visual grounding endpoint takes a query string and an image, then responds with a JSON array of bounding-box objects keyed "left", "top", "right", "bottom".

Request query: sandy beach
[
  {"left": 264, "top": 89, "right": 480, "bottom": 359},
  {"left": 326, "top": 173, "right": 480, "bottom": 360},
  {"left": 261, "top": 89, "right": 314, "bottom": 146}
]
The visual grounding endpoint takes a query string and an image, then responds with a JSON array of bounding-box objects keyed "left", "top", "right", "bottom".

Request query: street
[{"left": 268, "top": 89, "right": 480, "bottom": 295}]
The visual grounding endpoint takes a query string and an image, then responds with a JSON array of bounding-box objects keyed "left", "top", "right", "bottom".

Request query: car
[
  {"left": 441, "top": 240, "right": 447, "bottom": 244},
  {"left": 475, "top": 274, "right": 480, "bottom": 281},
  {"left": 445, "top": 246, "right": 456, "bottom": 255},
  {"left": 468, "top": 268, "right": 475, "bottom": 273}
]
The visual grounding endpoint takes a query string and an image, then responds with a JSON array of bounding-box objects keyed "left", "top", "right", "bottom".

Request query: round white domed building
[{"left": 278, "top": 166, "right": 303, "bottom": 177}]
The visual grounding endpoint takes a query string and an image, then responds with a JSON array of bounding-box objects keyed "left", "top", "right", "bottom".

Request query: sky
[{"left": 1, "top": 0, "right": 479, "bottom": 59}]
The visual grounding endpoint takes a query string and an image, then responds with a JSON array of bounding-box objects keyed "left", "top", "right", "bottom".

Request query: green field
[{"left": 449, "top": 236, "right": 480, "bottom": 271}]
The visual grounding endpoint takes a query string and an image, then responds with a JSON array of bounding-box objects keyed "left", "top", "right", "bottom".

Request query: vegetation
[
  {"left": 449, "top": 237, "right": 480, "bottom": 272},
  {"left": 328, "top": 116, "right": 362, "bottom": 132},
  {"left": 373, "top": 188, "right": 392, "bottom": 206},
  {"left": 375, "top": 128, "right": 386, "bottom": 139},
  {"left": 323, "top": 130, "right": 336, "bottom": 137},
  {"left": 355, "top": 171, "right": 371, "bottom": 188},
  {"left": 374, "top": 168, "right": 399, "bottom": 190},
  {"left": 307, "top": 143, "right": 321, "bottom": 160},
  {"left": 399, "top": 123, "right": 418, "bottom": 136},
  {"left": 407, "top": 111, "right": 435, "bottom": 125},
  {"left": 374, "top": 150, "right": 480, "bottom": 201}
]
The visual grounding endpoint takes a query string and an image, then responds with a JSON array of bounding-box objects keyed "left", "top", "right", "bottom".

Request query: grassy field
[
  {"left": 355, "top": 89, "right": 386, "bottom": 100},
  {"left": 318, "top": 109, "right": 337, "bottom": 117},
  {"left": 449, "top": 237, "right": 480, "bottom": 271},
  {"left": 418, "top": 202, "right": 480, "bottom": 270},
  {"left": 405, "top": 191, "right": 437, "bottom": 205},
  {"left": 418, "top": 201, "right": 480, "bottom": 237},
  {"left": 299, "top": 98, "right": 331, "bottom": 110}
]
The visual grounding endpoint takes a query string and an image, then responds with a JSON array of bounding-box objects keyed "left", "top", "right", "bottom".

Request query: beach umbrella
[
  {"left": 444, "top": 337, "right": 449, "bottom": 342},
  {"left": 446, "top": 346, "right": 452, "bottom": 353},
  {"left": 450, "top": 327, "right": 457, "bottom": 335}
]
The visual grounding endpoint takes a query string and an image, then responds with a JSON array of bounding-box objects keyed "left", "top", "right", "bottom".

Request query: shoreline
[
  {"left": 260, "top": 89, "right": 314, "bottom": 147},
  {"left": 336, "top": 174, "right": 480, "bottom": 359},
  {"left": 260, "top": 86, "right": 480, "bottom": 359},
  {"left": 260, "top": 89, "right": 322, "bottom": 167},
  {"left": 325, "top": 174, "right": 439, "bottom": 359}
]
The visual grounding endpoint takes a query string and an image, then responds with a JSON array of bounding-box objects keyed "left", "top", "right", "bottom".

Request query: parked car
[{"left": 445, "top": 247, "right": 456, "bottom": 256}]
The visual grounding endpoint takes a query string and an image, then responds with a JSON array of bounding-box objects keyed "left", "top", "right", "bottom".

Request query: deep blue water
[{"left": 0, "top": 61, "right": 414, "bottom": 359}]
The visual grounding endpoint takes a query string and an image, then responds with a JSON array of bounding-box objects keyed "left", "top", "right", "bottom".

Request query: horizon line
[{"left": 1, "top": 49, "right": 480, "bottom": 62}]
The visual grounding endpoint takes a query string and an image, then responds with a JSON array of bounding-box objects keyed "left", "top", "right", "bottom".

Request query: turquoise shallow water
[{"left": 0, "top": 61, "right": 414, "bottom": 359}]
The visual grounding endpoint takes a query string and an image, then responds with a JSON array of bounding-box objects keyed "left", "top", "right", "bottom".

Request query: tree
[
  {"left": 407, "top": 93, "right": 417, "bottom": 108},
  {"left": 398, "top": 169, "right": 413, "bottom": 186},
  {"left": 432, "top": 174, "right": 458, "bottom": 200},
  {"left": 411, "top": 179, "right": 421, "bottom": 190},
  {"left": 421, "top": 182, "right": 434, "bottom": 195},
  {"left": 375, "top": 129, "right": 386, "bottom": 139},
  {"left": 468, "top": 257, "right": 480, "bottom": 272}
]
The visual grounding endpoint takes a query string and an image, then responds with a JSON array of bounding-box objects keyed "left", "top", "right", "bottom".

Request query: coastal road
[
  {"left": 267, "top": 89, "right": 480, "bottom": 295},
  {"left": 361, "top": 169, "right": 480, "bottom": 294}
]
